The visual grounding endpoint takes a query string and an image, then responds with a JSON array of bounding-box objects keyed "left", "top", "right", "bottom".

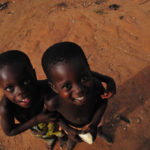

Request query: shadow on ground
[{"left": 103, "top": 65, "right": 150, "bottom": 141}]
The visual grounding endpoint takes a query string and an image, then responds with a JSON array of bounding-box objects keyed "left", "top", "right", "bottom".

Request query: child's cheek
[{"left": 61, "top": 92, "right": 69, "bottom": 99}]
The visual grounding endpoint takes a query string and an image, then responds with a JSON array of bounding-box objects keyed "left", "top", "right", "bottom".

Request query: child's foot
[
  {"left": 46, "top": 138, "right": 57, "bottom": 150},
  {"left": 98, "top": 127, "right": 113, "bottom": 144},
  {"left": 66, "top": 139, "right": 76, "bottom": 150},
  {"left": 46, "top": 144, "right": 54, "bottom": 150}
]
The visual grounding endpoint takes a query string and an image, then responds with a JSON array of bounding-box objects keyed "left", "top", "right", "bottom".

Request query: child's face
[
  {"left": 0, "top": 64, "right": 37, "bottom": 108},
  {"left": 49, "top": 57, "right": 94, "bottom": 106}
]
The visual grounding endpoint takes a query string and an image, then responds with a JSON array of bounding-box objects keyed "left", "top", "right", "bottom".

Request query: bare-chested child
[
  {"left": 0, "top": 50, "right": 63, "bottom": 150},
  {"left": 42, "top": 42, "right": 116, "bottom": 150}
]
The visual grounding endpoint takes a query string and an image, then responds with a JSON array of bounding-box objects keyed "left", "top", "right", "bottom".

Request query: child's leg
[
  {"left": 97, "top": 99, "right": 113, "bottom": 143},
  {"left": 98, "top": 126, "right": 113, "bottom": 143},
  {"left": 66, "top": 138, "right": 77, "bottom": 150},
  {"left": 58, "top": 134, "right": 68, "bottom": 149}
]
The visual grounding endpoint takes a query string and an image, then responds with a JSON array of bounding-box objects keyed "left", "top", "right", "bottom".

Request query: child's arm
[
  {"left": 92, "top": 71, "right": 116, "bottom": 99},
  {"left": 0, "top": 98, "right": 55, "bottom": 136}
]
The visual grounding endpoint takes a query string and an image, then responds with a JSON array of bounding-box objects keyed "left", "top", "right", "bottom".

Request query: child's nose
[
  {"left": 73, "top": 84, "right": 83, "bottom": 96},
  {"left": 15, "top": 86, "right": 24, "bottom": 97}
]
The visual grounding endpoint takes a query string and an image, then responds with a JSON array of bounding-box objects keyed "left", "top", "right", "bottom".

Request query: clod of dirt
[
  {"left": 0, "top": 1, "right": 9, "bottom": 10},
  {"left": 136, "top": 117, "right": 142, "bottom": 124},
  {"left": 109, "top": 4, "right": 120, "bottom": 10}
]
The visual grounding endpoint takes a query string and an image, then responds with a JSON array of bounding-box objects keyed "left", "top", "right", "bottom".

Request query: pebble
[
  {"left": 136, "top": 117, "right": 141, "bottom": 124},
  {"left": 72, "top": 19, "right": 75, "bottom": 23}
]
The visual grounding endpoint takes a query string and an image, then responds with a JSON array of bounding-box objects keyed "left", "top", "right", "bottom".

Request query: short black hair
[
  {"left": 42, "top": 41, "right": 89, "bottom": 78},
  {"left": 0, "top": 50, "right": 33, "bottom": 70}
]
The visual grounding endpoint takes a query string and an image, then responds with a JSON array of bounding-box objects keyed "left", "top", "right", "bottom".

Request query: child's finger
[
  {"left": 100, "top": 92, "right": 113, "bottom": 99},
  {"left": 107, "top": 92, "right": 113, "bottom": 98}
]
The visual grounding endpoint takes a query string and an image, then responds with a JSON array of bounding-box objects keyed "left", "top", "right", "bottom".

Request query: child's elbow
[
  {"left": 5, "top": 132, "right": 14, "bottom": 136},
  {"left": 4, "top": 130, "right": 17, "bottom": 136}
]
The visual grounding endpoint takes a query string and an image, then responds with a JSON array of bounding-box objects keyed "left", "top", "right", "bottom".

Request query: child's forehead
[
  {"left": 0, "top": 64, "right": 33, "bottom": 79},
  {"left": 49, "top": 58, "right": 89, "bottom": 78},
  {"left": 51, "top": 56, "right": 87, "bottom": 69}
]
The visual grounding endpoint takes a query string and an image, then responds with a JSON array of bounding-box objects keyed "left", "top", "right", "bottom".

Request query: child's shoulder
[{"left": 44, "top": 92, "right": 59, "bottom": 111}]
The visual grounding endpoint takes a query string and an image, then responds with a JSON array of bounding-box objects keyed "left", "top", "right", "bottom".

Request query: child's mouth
[
  {"left": 74, "top": 96, "right": 86, "bottom": 105},
  {"left": 19, "top": 97, "right": 31, "bottom": 104}
]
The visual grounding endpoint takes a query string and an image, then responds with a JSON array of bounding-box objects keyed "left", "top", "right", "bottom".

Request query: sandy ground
[{"left": 0, "top": 0, "right": 150, "bottom": 149}]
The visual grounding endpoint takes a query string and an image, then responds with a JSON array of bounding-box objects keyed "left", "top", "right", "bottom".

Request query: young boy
[
  {"left": 0, "top": 50, "right": 62, "bottom": 150},
  {"left": 42, "top": 42, "right": 116, "bottom": 150}
]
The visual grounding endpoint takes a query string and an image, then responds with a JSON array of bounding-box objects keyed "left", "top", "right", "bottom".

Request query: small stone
[
  {"left": 72, "top": 19, "right": 75, "bottom": 23},
  {"left": 123, "top": 126, "right": 127, "bottom": 131},
  {"left": 132, "top": 16, "right": 136, "bottom": 20},
  {"left": 136, "top": 117, "right": 141, "bottom": 124}
]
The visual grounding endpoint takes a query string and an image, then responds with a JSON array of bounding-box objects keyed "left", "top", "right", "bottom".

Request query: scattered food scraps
[{"left": 0, "top": 1, "right": 9, "bottom": 10}]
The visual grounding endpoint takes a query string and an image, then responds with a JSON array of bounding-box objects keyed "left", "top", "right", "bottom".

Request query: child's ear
[{"left": 48, "top": 81, "right": 58, "bottom": 93}]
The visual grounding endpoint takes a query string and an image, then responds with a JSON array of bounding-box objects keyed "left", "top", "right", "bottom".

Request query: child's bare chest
[{"left": 58, "top": 98, "right": 97, "bottom": 126}]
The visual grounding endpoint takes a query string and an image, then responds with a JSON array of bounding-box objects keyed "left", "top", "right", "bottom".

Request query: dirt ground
[{"left": 0, "top": 0, "right": 150, "bottom": 149}]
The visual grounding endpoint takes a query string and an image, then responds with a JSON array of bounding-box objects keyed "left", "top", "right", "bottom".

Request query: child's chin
[{"left": 19, "top": 103, "right": 31, "bottom": 109}]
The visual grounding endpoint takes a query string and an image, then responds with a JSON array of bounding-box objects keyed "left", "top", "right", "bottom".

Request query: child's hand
[
  {"left": 100, "top": 92, "right": 113, "bottom": 99},
  {"left": 101, "top": 82, "right": 116, "bottom": 99}
]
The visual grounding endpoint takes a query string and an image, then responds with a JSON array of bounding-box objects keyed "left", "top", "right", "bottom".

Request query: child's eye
[
  {"left": 81, "top": 75, "right": 89, "bottom": 82},
  {"left": 24, "top": 80, "right": 31, "bottom": 86},
  {"left": 5, "top": 86, "right": 14, "bottom": 92},
  {"left": 62, "top": 83, "right": 72, "bottom": 90}
]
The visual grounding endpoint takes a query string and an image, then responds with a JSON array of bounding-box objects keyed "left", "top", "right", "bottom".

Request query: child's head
[
  {"left": 42, "top": 42, "right": 94, "bottom": 106},
  {"left": 0, "top": 50, "right": 37, "bottom": 108}
]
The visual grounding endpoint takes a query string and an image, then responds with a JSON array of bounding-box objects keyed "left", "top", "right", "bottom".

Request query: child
[
  {"left": 0, "top": 50, "right": 62, "bottom": 150},
  {"left": 42, "top": 42, "right": 116, "bottom": 150}
]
